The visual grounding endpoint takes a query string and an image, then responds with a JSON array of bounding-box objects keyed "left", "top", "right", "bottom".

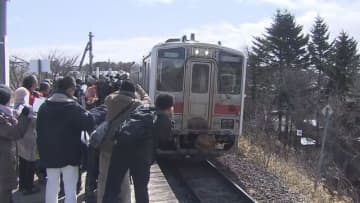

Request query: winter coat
[
  {"left": 100, "top": 91, "right": 142, "bottom": 153},
  {"left": 105, "top": 91, "right": 141, "bottom": 122},
  {"left": 16, "top": 118, "right": 37, "bottom": 161},
  {"left": 154, "top": 111, "right": 173, "bottom": 145},
  {"left": 14, "top": 87, "right": 38, "bottom": 161},
  {"left": 0, "top": 110, "right": 30, "bottom": 191},
  {"left": 89, "top": 104, "right": 107, "bottom": 126},
  {"left": 36, "top": 93, "right": 95, "bottom": 168}
]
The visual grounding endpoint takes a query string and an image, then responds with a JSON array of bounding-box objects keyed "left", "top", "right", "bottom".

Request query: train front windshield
[
  {"left": 157, "top": 47, "right": 185, "bottom": 92},
  {"left": 218, "top": 52, "right": 243, "bottom": 94}
]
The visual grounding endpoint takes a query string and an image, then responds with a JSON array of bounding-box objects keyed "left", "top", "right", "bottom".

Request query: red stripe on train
[
  {"left": 214, "top": 104, "right": 241, "bottom": 115},
  {"left": 174, "top": 103, "right": 184, "bottom": 114},
  {"left": 173, "top": 102, "right": 240, "bottom": 115}
]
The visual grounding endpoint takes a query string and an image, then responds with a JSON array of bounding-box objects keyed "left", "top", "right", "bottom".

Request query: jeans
[
  {"left": 46, "top": 165, "right": 79, "bottom": 203},
  {"left": 18, "top": 157, "right": 35, "bottom": 191}
]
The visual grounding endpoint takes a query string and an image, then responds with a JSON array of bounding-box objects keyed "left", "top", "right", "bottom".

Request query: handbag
[{"left": 89, "top": 101, "right": 138, "bottom": 149}]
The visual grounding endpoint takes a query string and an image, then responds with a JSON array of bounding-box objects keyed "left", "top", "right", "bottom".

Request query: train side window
[
  {"left": 157, "top": 47, "right": 185, "bottom": 92},
  {"left": 142, "top": 62, "right": 146, "bottom": 87},
  {"left": 218, "top": 52, "right": 243, "bottom": 94},
  {"left": 139, "top": 71, "right": 142, "bottom": 85},
  {"left": 157, "top": 59, "right": 184, "bottom": 91},
  {"left": 145, "top": 61, "right": 150, "bottom": 91},
  {"left": 191, "top": 64, "right": 209, "bottom": 93}
]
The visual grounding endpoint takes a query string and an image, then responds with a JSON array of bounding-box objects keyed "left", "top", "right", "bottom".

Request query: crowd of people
[{"left": 0, "top": 74, "right": 174, "bottom": 203}]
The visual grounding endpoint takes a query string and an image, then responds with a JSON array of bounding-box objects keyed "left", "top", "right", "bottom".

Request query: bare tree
[
  {"left": 9, "top": 51, "right": 80, "bottom": 90},
  {"left": 46, "top": 51, "right": 79, "bottom": 78},
  {"left": 9, "top": 56, "right": 30, "bottom": 90}
]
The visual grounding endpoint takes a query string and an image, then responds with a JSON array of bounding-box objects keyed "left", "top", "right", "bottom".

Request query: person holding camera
[
  {"left": 97, "top": 80, "right": 142, "bottom": 203},
  {"left": 103, "top": 94, "right": 174, "bottom": 203}
]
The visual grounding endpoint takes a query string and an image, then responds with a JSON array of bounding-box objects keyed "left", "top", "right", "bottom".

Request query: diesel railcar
[{"left": 131, "top": 35, "right": 247, "bottom": 158}]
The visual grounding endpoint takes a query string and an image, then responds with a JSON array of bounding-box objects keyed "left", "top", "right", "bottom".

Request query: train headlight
[
  {"left": 221, "top": 119, "right": 234, "bottom": 129},
  {"left": 192, "top": 48, "right": 213, "bottom": 57},
  {"left": 195, "top": 49, "right": 200, "bottom": 55}
]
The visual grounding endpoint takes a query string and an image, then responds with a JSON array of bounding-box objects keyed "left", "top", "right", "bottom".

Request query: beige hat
[{"left": 14, "top": 87, "right": 30, "bottom": 107}]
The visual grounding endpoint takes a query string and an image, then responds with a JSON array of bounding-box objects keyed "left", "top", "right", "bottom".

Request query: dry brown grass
[{"left": 239, "top": 136, "right": 352, "bottom": 203}]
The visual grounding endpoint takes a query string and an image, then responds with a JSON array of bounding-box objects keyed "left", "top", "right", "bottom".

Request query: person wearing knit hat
[
  {"left": 0, "top": 84, "right": 31, "bottom": 203},
  {"left": 15, "top": 81, "right": 40, "bottom": 195},
  {"left": 0, "top": 84, "right": 12, "bottom": 106}
]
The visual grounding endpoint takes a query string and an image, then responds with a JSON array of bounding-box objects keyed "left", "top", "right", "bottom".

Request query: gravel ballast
[{"left": 216, "top": 153, "right": 307, "bottom": 203}]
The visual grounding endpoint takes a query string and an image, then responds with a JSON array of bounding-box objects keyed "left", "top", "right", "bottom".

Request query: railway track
[{"left": 158, "top": 159, "right": 256, "bottom": 203}]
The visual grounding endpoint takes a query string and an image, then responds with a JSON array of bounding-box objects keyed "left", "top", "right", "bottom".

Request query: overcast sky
[{"left": 7, "top": 0, "right": 360, "bottom": 63}]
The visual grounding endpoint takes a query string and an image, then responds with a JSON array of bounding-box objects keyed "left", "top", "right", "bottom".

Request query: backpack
[
  {"left": 114, "top": 106, "right": 157, "bottom": 147},
  {"left": 89, "top": 102, "right": 139, "bottom": 149}
]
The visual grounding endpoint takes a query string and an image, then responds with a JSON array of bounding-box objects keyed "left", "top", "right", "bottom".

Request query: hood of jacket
[
  {"left": 14, "top": 87, "right": 30, "bottom": 107},
  {"left": 104, "top": 91, "right": 141, "bottom": 121}
]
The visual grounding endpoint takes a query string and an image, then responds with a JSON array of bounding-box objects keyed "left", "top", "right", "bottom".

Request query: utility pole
[
  {"left": 88, "top": 32, "right": 94, "bottom": 75},
  {"left": 314, "top": 104, "right": 333, "bottom": 190},
  {"left": 0, "top": 0, "right": 9, "bottom": 85},
  {"left": 108, "top": 58, "right": 110, "bottom": 70}
]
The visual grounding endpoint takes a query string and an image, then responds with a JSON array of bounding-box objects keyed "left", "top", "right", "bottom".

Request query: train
[{"left": 130, "top": 34, "right": 247, "bottom": 159}]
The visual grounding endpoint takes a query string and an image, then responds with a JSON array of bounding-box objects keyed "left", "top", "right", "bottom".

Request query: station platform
[
  {"left": 12, "top": 163, "right": 178, "bottom": 203},
  {"left": 131, "top": 163, "right": 178, "bottom": 203}
]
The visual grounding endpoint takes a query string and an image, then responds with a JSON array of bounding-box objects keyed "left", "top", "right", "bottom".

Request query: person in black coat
[
  {"left": 36, "top": 76, "right": 95, "bottom": 203},
  {"left": 103, "top": 94, "right": 174, "bottom": 203}
]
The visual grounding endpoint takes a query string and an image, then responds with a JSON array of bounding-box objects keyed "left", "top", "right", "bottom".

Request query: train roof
[{"left": 148, "top": 39, "right": 246, "bottom": 58}]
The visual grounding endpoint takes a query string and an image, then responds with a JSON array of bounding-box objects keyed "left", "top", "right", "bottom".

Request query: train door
[{"left": 184, "top": 60, "right": 216, "bottom": 129}]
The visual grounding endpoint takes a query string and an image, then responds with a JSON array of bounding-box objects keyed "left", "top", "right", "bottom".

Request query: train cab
[{"left": 131, "top": 35, "right": 247, "bottom": 159}]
